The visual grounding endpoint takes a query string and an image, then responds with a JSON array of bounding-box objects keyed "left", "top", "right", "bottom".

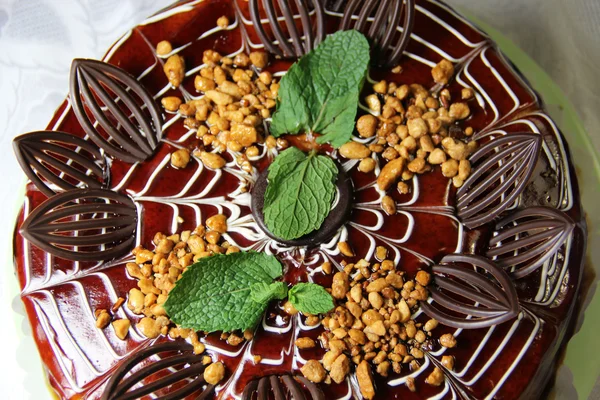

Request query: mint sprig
[
  {"left": 263, "top": 147, "right": 338, "bottom": 240},
  {"left": 270, "top": 30, "right": 370, "bottom": 148},
  {"left": 164, "top": 251, "right": 283, "bottom": 332},
  {"left": 288, "top": 283, "right": 335, "bottom": 315},
  {"left": 164, "top": 252, "right": 335, "bottom": 333}
]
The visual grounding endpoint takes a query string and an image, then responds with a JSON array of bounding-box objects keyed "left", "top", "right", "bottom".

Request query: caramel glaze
[{"left": 12, "top": 0, "right": 586, "bottom": 399}]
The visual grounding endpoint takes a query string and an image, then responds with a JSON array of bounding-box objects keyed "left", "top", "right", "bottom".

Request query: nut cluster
[
  {"left": 338, "top": 59, "right": 478, "bottom": 203},
  {"left": 159, "top": 37, "right": 288, "bottom": 174},
  {"left": 300, "top": 250, "right": 457, "bottom": 398},
  {"left": 120, "top": 214, "right": 254, "bottom": 353},
  {"left": 96, "top": 215, "right": 240, "bottom": 385}
]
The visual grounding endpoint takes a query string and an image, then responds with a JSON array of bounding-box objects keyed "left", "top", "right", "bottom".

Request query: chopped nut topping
[
  {"left": 295, "top": 337, "right": 316, "bottom": 349},
  {"left": 95, "top": 310, "right": 111, "bottom": 329},
  {"left": 156, "top": 40, "right": 172, "bottom": 56},
  {"left": 198, "top": 151, "right": 226, "bottom": 170},
  {"left": 216, "top": 15, "right": 229, "bottom": 28},
  {"left": 339, "top": 142, "right": 371, "bottom": 159},
  {"left": 171, "top": 148, "right": 191, "bottom": 169},
  {"left": 432, "top": 59, "right": 454, "bottom": 85},
  {"left": 204, "top": 362, "right": 226, "bottom": 385},
  {"left": 440, "top": 333, "right": 457, "bottom": 348},
  {"left": 163, "top": 55, "right": 185, "bottom": 88},
  {"left": 337, "top": 242, "right": 354, "bottom": 257},
  {"left": 112, "top": 319, "right": 130, "bottom": 340},
  {"left": 161, "top": 96, "right": 182, "bottom": 111},
  {"left": 301, "top": 360, "right": 327, "bottom": 383},
  {"left": 425, "top": 366, "right": 445, "bottom": 386}
]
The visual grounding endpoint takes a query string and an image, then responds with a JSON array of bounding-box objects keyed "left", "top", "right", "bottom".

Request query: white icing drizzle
[{"left": 32, "top": 300, "right": 84, "bottom": 392}]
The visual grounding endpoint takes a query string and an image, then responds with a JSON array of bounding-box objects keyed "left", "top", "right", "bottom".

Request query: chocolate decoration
[
  {"left": 101, "top": 341, "right": 215, "bottom": 400},
  {"left": 13, "top": 130, "right": 108, "bottom": 197},
  {"left": 70, "top": 58, "right": 163, "bottom": 163},
  {"left": 20, "top": 188, "right": 137, "bottom": 261},
  {"left": 242, "top": 374, "right": 325, "bottom": 400},
  {"left": 250, "top": 161, "right": 353, "bottom": 247},
  {"left": 419, "top": 254, "right": 520, "bottom": 329},
  {"left": 457, "top": 133, "right": 542, "bottom": 229},
  {"left": 487, "top": 206, "right": 575, "bottom": 279},
  {"left": 338, "top": 0, "right": 415, "bottom": 67},
  {"left": 246, "top": 0, "right": 325, "bottom": 59}
]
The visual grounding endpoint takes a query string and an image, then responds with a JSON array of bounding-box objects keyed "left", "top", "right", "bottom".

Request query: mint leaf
[
  {"left": 263, "top": 148, "right": 338, "bottom": 240},
  {"left": 288, "top": 283, "right": 335, "bottom": 315},
  {"left": 263, "top": 146, "right": 306, "bottom": 207},
  {"left": 250, "top": 281, "right": 288, "bottom": 303},
  {"left": 164, "top": 252, "right": 282, "bottom": 332},
  {"left": 270, "top": 30, "right": 370, "bottom": 147}
]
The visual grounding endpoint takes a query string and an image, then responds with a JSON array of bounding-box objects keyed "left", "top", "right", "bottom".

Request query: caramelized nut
[
  {"left": 295, "top": 337, "right": 316, "bottom": 349},
  {"left": 204, "top": 362, "right": 226, "bottom": 385},
  {"left": 171, "top": 148, "right": 191, "bottom": 169},
  {"left": 161, "top": 96, "right": 182, "bottom": 111},
  {"left": 301, "top": 360, "right": 326, "bottom": 383},
  {"left": 339, "top": 142, "right": 371, "bottom": 159},
  {"left": 112, "top": 319, "right": 130, "bottom": 340},
  {"left": 439, "top": 333, "right": 457, "bottom": 348},
  {"left": 156, "top": 40, "right": 172, "bottom": 56},
  {"left": 199, "top": 151, "right": 226, "bottom": 169},
  {"left": 164, "top": 55, "right": 185, "bottom": 87}
]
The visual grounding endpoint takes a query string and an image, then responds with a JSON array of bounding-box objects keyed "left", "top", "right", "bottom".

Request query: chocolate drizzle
[
  {"left": 242, "top": 374, "right": 325, "bottom": 400},
  {"left": 487, "top": 206, "right": 575, "bottom": 279},
  {"left": 457, "top": 133, "right": 542, "bottom": 229},
  {"left": 337, "top": 0, "right": 415, "bottom": 67},
  {"left": 13, "top": 130, "right": 108, "bottom": 197},
  {"left": 101, "top": 341, "right": 215, "bottom": 400},
  {"left": 250, "top": 160, "right": 353, "bottom": 247},
  {"left": 420, "top": 254, "right": 520, "bottom": 329},
  {"left": 70, "top": 58, "right": 162, "bottom": 163},
  {"left": 245, "top": 0, "right": 325, "bottom": 59},
  {"left": 20, "top": 188, "right": 137, "bottom": 261}
]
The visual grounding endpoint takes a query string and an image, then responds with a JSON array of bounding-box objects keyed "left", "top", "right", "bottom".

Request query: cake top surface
[{"left": 11, "top": 0, "right": 586, "bottom": 399}]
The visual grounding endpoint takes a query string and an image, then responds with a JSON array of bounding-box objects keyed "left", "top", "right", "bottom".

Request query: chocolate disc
[{"left": 251, "top": 160, "right": 353, "bottom": 247}]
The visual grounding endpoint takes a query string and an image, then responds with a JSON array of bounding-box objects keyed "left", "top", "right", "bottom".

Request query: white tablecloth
[{"left": 0, "top": 0, "right": 598, "bottom": 398}]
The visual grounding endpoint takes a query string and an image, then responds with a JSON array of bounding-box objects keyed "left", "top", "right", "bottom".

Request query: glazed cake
[{"left": 12, "top": 0, "right": 586, "bottom": 399}]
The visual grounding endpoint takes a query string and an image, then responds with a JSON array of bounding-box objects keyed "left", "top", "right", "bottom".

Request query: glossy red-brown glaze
[{"left": 12, "top": 0, "right": 586, "bottom": 399}]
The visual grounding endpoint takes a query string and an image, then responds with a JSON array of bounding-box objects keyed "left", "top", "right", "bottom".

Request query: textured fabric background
[{"left": 0, "top": 0, "right": 598, "bottom": 398}]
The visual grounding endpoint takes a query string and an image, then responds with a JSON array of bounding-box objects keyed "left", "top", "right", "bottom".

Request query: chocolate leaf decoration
[
  {"left": 13, "top": 130, "right": 108, "bottom": 198},
  {"left": 457, "top": 133, "right": 542, "bottom": 229},
  {"left": 487, "top": 206, "right": 575, "bottom": 279},
  {"left": 20, "top": 188, "right": 137, "bottom": 262},
  {"left": 338, "top": 0, "right": 415, "bottom": 68},
  {"left": 420, "top": 254, "right": 519, "bottom": 329},
  {"left": 70, "top": 58, "right": 162, "bottom": 163},
  {"left": 243, "top": 374, "right": 325, "bottom": 400},
  {"left": 101, "top": 341, "right": 215, "bottom": 400},
  {"left": 244, "top": 0, "right": 325, "bottom": 59}
]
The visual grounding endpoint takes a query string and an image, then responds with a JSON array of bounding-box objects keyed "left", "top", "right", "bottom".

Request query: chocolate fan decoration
[
  {"left": 102, "top": 341, "right": 215, "bottom": 400},
  {"left": 487, "top": 206, "right": 575, "bottom": 279},
  {"left": 337, "top": 0, "right": 415, "bottom": 67},
  {"left": 13, "top": 130, "right": 108, "bottom": 198},
  {"left": 457, "top": 133, "right": 542, "bottom": 229},
  {"left": 419, "top": 254, "right": 519, "bottom": 329},
  {"left": 242, "top": 374, "right": 325, "bottom": 400},
  {"left": 245, "top": 0, "right": 325, "bottom": 59},
  {"left": 20, "top": 188, "right": 137, "bottom": 262},
  {"left": 70, "top": 58, "right": 163, "bottom": 163}
]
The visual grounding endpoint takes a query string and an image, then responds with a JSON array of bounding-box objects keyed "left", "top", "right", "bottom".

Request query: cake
[{"left": 11, "top": 0, "right": 586, "bottom": 399}]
